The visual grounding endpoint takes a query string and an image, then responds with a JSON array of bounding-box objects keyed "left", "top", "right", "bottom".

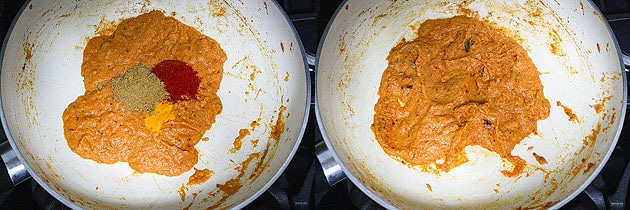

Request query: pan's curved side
[
  {"left": 229, "top": 0, "right": 311, "bottom": 209},
  {"left": 1, "top": 0, "right": 84, "bottom": 209}
]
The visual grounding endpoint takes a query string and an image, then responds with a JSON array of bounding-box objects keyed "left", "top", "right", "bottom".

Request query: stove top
[{"left": 1, "top": 0, "right": 630, "bottom": 209}]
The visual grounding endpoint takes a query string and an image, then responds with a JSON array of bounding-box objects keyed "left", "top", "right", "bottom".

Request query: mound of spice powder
[
  {"left": 152, "top": 60, "right": 200, "bottom": 102},
  {"left": 144, "top": 101, "right": 176, "bottom": 134},
  {"left": 110, "top": 63, "right": 170, "bottom": 112}
]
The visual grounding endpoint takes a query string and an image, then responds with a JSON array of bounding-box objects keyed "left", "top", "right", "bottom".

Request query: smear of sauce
[
  {"left": 178, "top": 184, "right": 187, "bottom": 201},
  {"left": 594, "top": 96, "right": 612, "bottom": 114},
  {"left": 548, "top": 29, "right": 565, "bottom": 56},
  {"left": 250, "top": 120, "right": 260, "bottom": 129},
  {"left": 229, "top": 129, "right": 251, "bottom": 153},
  {"left": 584, "top": 122, "right": 601, "bottom": 145},
  {"left": 93, "top": 16, "right": 118, "bottom": 37},
  {"left": 250, "top": 139, "right": 259, "bottom": 148},
  {"left": 583, "top": 162, "right": 596, "bottom": 175},
  {"left": 532, "top": 153, "right": 548, "bottom": 165},
  {"left": 187, "top": 168, "right": 214, "bottom": 185},
  {"left": 212, "top": 5, "right": 227, "bottom": 17},
  {"left": 594, "top": 104, "right": 604, "bottom": 114},
  {"left": 263, "top": 1, "right": 269, "bottom": 14},
  {"left": 596, "top": 42, "right": 601, "bottom": 53},
  {"left": 270, "top": 105, "right": 287, "bottom": 141},
  {"left": 23, "top": 41, "right": 33, "bottom": 60},
  {"left": 210, "top": 152, "right": 260, "bottom": 209},
  {"left": 182, "top": 192, "right": 198, "bottom": 210},
  {"left": 556, "top": 101, "right": 578, "bottom": 122}
]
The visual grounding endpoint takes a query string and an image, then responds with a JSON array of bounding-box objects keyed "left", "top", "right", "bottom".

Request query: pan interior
[
  {"left": 0, "top": 0, "right": 309, "bottom": 209},
  {"left": 316, "top": 0, "right": 625, "bottom": 209}
]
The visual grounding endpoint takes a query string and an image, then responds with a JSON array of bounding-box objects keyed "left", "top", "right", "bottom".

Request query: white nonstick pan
[
  {"left": 0, "top": 0, "right": 310, "bottom": 209},
  {"left": 316, "top": 0, "right": 626, "bottom": 209}
]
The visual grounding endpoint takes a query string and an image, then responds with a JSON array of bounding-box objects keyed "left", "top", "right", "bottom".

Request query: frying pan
[
  {"left": 0, "top": 0, "right": 310, "bottom": 209},
  {"left": 316, "top": 0, "right": 626, "bottom": 209}
]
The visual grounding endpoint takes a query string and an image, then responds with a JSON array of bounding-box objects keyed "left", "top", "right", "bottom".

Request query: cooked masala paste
[
  {"left": 371, "top": 16, "right": 550, "bottom": 176},
  {"left": 62, "top": 11, "right": 227, "bottom": 176}
]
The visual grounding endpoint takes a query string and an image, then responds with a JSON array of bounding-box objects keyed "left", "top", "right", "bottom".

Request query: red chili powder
[{"left": 152, "top": 60, "right": 200, "bottom": 102}]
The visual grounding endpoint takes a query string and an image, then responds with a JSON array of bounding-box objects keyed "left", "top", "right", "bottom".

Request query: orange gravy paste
[
  {"left": 62, "top": 11, "right": 227, "bottom": 176},
  {"left": 371, "top": 16, "right": 550, "bottom": 176}
]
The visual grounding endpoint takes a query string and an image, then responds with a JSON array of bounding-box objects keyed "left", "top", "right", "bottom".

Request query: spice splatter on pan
[
  {"left": 371, "top": 16, "right": 550, "bottom": 176},
  {"left": 62, "top": 11, "right": 227, "bottom": 176}
]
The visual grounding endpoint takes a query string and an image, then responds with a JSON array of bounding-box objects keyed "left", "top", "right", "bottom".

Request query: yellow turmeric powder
[{"left": 145, "top": 101, "right": 175, "bottom": 134}]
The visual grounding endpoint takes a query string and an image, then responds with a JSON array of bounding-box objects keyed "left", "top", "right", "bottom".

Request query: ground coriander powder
[{"left": 110, "top": 63, "right": 170, "bottom": 112}]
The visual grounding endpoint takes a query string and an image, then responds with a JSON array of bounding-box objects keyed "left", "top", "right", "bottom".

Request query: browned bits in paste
[
  {"left": 371, "top": 16, "right": 550, "bottom": 177},
  {"left": 62, "top": 11, "right": 227, "bottom": 176}
]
